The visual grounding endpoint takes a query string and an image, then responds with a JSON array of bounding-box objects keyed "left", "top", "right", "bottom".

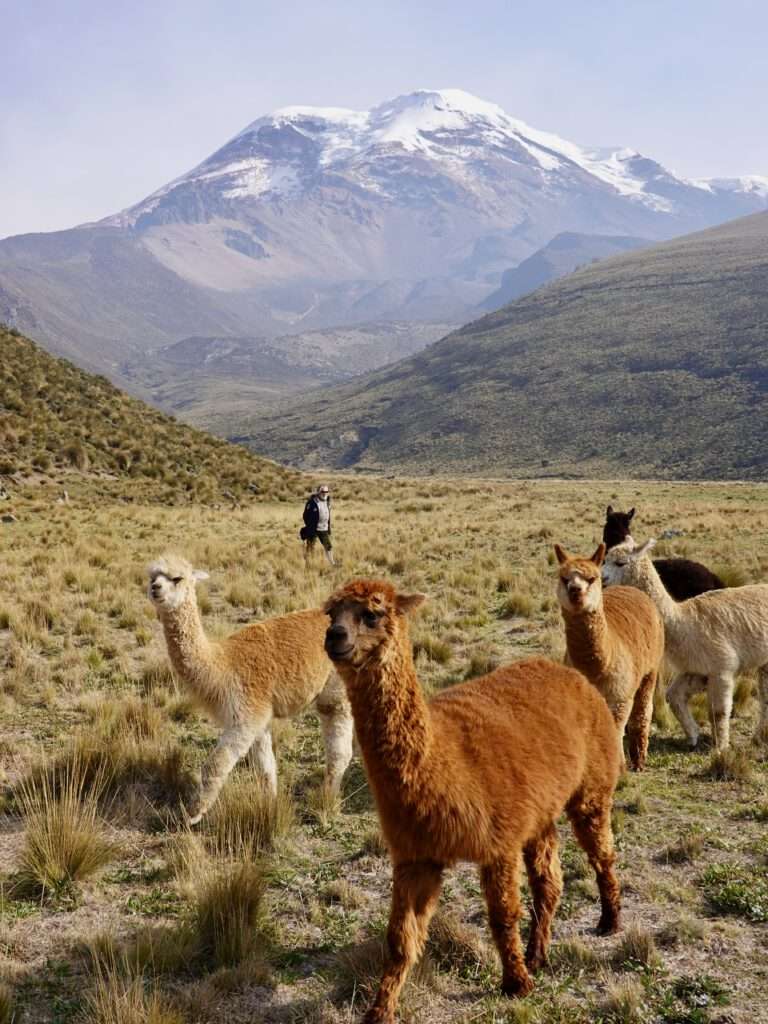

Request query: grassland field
[{"left": 0, "top": 475, "right": 766, "bottom": 1024}]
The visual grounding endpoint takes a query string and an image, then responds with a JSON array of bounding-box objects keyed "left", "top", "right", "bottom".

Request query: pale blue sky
[{"left": 2, "top": 0, "right": 766, "bottom": 239}]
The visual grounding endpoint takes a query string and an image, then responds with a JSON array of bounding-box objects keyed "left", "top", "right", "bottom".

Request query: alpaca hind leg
[
  {"left": 707, "top": 673, "right": 734, "bottom": 751},
  {"left": 314, "top": 675, "right": 354, "bottom": 794},
  {"left": 756, "top": 666, "right": 768, "bottom": 743},
  {"left": 667, "top": 673, "right": 705, "bottom": 748},
  {"left": 364, "top": 860, "right": 443, "bottom": 1024},
  {"left": 189, "top": 721, "right": 261, "bottom": 825},
  {"left": 626, "top": 671, "right": 656, "bottom": 771},
  {"left": 566, "top": 792, "right": 621, "bottom": 935},
  {"left": 250, "top": 729, "right": 277, "bottom": 796},
  {"left": 481, "top": 853, "right": 533, "bottom": 997},
  {"left": 523, "top": 824, "right": 563, "bottom": 972}
]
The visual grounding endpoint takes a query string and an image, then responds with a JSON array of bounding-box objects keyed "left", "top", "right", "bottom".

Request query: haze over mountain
[
  {"left": 1, "top": 88, "right": 767, "bottom": 400},
  {"left": 236, "top": 212, "right": 768, "bottom": 480}
]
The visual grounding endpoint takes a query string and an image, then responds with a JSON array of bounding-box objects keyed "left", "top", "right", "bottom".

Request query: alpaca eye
[
  {"left": 362, "top": 611, "right": 380, "bottom": 628},
  {"left": 172, "top": 577, "right": 183, "bottom": 585}
]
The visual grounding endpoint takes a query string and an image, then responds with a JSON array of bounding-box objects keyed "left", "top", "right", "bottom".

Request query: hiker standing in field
[{"left": 301, "top": 484, "right": 335, "bottom": 565}]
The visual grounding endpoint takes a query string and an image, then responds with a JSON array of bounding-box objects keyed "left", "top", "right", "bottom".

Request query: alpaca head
[
  {"left": 601, "top": 539, "right": 655, "bottom": 588},
  {"left": 603, "top": 505, "right": 636, "bottom": 550},
  {"left": 554, "top": 543, "right": 606, "bottom": 614},
  {"left": 147, "top": 554, "right": 209, "bottom": 614},
  {"left": 323, "top": 578, "right": 426, "bottom": 670}
]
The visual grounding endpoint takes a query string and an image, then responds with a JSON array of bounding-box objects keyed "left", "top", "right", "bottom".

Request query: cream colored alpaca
[
  {"left": 603, "top": 540, "right": 768, "bottom": 750},
  {"left": 555, "top": 544, "right": 664, "bottom": 771},
  {"left": 147, "top": 554, "right": 353, "bottom": 822}
]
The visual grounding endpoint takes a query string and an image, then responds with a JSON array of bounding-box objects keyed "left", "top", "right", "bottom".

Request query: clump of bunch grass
[
  {"left": 662, "top": 829, "right": 705, "bottom": 864},
  {"left": 611, "top": 924, "right": 660, "bottom": 970},
  {"left": 600, "top": 978, "right": 646, "bottom": 1023},
  {"left": 83, "top": 964, "right": 183, "bottom": 1024},
  {"left": 192, "top": 860, "right": 268, "bottom": 970},
  {"left": 15, "top": 751, "right": 117, "bottom": 898},
  {"left": 704, "top": 747, "right": 754, "bottom": 783},
  {"left": 425, "top": 911, "right": 491, "bottom": 980},
  {"left": 202, "top": 773, "right": 294, "bottom": 857},
  {"left": 0, "top": 982, "right": 16, "bottom": 1024}
]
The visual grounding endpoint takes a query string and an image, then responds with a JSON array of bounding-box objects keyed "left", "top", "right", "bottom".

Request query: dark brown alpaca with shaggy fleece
[
  {"left": 602, "top": 505, "right": 725, "bottom": 601},
  {"left": 324, "top": 578, "right": 621, "bottom": 1023}
]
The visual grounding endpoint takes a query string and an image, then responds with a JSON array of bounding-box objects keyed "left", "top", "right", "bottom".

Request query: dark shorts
[{"left": 307, "top": 530, "right": 332, "bottom": 551}]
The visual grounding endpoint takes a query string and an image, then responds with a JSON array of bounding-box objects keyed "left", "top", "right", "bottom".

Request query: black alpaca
[{"left": 602, "top": 506, "right": 725, "bottom": 602}]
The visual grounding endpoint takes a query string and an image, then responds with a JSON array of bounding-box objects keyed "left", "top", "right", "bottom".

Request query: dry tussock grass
[{"left": 1, "top": 478, "right": 767, "bottom": 1021}]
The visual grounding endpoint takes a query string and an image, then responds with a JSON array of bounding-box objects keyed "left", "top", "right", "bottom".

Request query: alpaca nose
[
  {"left": 151, "top": 582, "right": 162, "bottom": 598},
  {"left": 325, "top": 624, "right": 352, "bottom": 659}
]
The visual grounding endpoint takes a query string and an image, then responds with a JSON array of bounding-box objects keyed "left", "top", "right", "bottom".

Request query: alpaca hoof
[
  {"left": 525, "top": 951, "right": 547, "bottom": 974},
  {"left": 361, "top": 1010, "right": 393, "bottom": 1024},
  {"left": 501, "top": 972, "right": 534, "bottom": 998},
  {"left": 596, "top": 913, "right": 621, "bottom": 936}
]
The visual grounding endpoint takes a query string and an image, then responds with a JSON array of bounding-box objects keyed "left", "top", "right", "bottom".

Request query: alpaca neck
[
  {"left": 562, "top": 599, "right": 612, "bottom": 676},
  {"left": 633, "top": 559, "right": 682, "bottom": 627},
  {"left": 343, "top": 636, "right": 432, "bottom": 801},
  {"left": 158, "top": 598, "right": 219, "bottom": 700}
]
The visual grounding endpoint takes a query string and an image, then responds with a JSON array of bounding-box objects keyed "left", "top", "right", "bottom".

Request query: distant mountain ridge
[
  {"left": 478, "top": 233, "right": 650, "bottom": 311},
  {"left": 1, "top": 88, "right": 766, "bottom": 396},
  {"left": 235, "top": 211, "right": 768, "bottom": 480}
]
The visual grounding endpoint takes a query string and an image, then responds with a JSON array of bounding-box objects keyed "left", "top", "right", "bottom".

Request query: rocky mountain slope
[
  {"left": 236, "top": 211, "right": 768, "bottom": 480},
  {"left": 1, "top": 89, "right": 766, "bottom": 394}
]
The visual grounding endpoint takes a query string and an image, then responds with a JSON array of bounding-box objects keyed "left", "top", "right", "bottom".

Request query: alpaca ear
[
  {"left": 554, "top": 544, "right": 568, "bottom": 564},
  {"left": 193, "top": 569, "right": 210, "bottom": 582},
  {"left": 396, "top": 592, "right": 427, "bottom": 615},
  {"left": 628, "top": 508, "right": 636, "bottom": 521},
  {"left": 634, "top": 539, "right": 656, "bottom": 559},
  {"left": 606, "top": 505, "right": 613, "bottom": 516},
  {"left": 591, "top": 543, "right": 606, "bottom": 567}
]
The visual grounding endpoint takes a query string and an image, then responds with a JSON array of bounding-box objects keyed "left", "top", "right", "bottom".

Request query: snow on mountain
[{"left": 111, "top": 89, "right": 764, "bottom": 227}]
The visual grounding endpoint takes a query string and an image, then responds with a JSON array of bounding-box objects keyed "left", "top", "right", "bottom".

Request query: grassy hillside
[
  {"left": 1, "top": 478, "right": 767, "bottom": 1022},
  {"left": 238, "top": 212, "right": 768, "bottom": 479},
  {"left": 0, "top": 326, "right": 304, "bottom": 503}
]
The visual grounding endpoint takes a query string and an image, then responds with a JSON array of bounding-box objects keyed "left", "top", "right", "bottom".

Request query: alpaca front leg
[
  {"left": 667, "top": 673, "right": 705, "bottom": 748},
  {"left": 481, "top": 853, "right": 532, "bottom": 997},
  {"left": 707, "top": 674, "right": 734, "bottom": 751},
  {"left": 315, "top": 676, "right": 354, "bottom": 794},
  {"left": 364, "top": 860, "right": 443, "bottom": 1024},
  {"left": 188, "top": 721, "right": 261, "bottom": 825}
]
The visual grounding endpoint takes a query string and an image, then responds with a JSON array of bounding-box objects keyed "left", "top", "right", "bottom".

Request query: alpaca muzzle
[{"left": 325, "top": 624, "right": 354, "bottom": 661}]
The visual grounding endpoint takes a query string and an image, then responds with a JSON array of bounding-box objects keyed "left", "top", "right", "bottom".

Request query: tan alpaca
[
  {"left": 324, "top": 578, "right": 621, "bottom": 1023},
  {"left": 603, "top": 539, "right": 768, "bottom": 750},
  {"left": 555, "top": 543, "right": 664, "bottom": 771},
  {"left": 147, "top": 554, "right": 353, "bottom": 822}
]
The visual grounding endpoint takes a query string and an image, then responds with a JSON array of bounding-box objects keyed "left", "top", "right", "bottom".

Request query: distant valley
[{"left": 238, "top": 212, "right": 768, "bottom": 480}]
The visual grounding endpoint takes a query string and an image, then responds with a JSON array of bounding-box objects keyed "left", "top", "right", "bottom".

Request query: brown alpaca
[
  {"left": 555, "top": 543, "right": 664, "bottom": 772},
  {"left": 324, "top": 579, "right": 621, "bottom": 1023}
]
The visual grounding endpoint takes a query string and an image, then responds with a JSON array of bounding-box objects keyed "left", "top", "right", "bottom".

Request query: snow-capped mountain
[{"left": 1, "top": 88, "right": 766, "bottom": 390}]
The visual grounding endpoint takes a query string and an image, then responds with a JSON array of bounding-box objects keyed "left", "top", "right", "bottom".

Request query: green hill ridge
[
  {"left": 0, "top": 326, "right": 303, "bottom": 503},
  {"left": 236, "top": 212, "right": 768, "bottom": 479}
]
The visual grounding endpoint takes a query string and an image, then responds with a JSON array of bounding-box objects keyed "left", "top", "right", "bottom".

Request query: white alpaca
[
  {"left": 602, "top": 540, "right": 768, "bottom": 750},
  {"left": 147, "top": 554, "right": 353, "bottom": 823}
]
